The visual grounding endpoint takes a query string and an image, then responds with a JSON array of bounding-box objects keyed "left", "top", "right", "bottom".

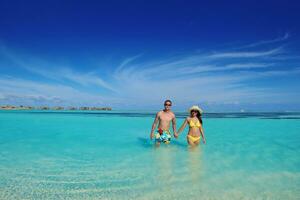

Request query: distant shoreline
[{"left": 0, "top": 105, "right": 112, "bottom": 111}]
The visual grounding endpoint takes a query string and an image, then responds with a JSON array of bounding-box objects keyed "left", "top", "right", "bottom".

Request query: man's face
[{"left": 164, "top": 102, "right": 172, "bottom": 110}]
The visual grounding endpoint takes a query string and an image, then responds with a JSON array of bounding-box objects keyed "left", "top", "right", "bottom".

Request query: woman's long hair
[{"left": 197, "top": 112, "right": 203, "bottom": 125}]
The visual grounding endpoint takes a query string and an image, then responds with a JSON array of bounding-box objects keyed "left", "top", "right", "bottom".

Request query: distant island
[{"left": 0, "top": 105, "right": 112, "bottom": 111}]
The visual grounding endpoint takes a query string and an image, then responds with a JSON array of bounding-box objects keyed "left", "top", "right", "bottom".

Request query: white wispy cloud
[
  {"left": 257, "top": 68, "right": 300, "bottom": 77},
  {"left": 113, "top": 48, "right": 282, "bottom": 81},
  {"left": 55, "top": 68, "right": 118, "bottom": 93},
  {"left": 112, "top": 43, "right": 299, "bottom": 108},
  {"left": 113, "top": 47, "right": 282, "bottom": 81},
  {"left": 0, "top": 47, "right": 117, "bottom": 93},
  {"left": 224, "top": 63, "right": 273, "bottom": 70},
  {"left": 208, "top": 47, "right": 282, "bottom": 58},
  {"left": 1, "top": 33, "right": 299, "bottom": 109},
  {"left": 115, "top": 54, "right": 143, "bottom": 72},
  {"left": 238, "top": 33, "right": 290, "bottom": 49},
  {"left": 0, "top": 76, "right": 122, "bottom": 106}
]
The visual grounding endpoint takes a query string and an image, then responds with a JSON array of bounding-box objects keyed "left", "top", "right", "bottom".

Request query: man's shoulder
[{"left": 158, "top": 110, "right": 175, "bottom": 117}]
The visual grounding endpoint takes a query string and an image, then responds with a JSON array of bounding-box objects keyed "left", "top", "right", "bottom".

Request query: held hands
[{"left": 174, "top": 132, "right": 179, "bottom": 139}]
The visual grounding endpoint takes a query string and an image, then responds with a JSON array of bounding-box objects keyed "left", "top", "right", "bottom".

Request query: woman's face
[{"left": 191, "top": 110, "right": 198, "bottom": 117}]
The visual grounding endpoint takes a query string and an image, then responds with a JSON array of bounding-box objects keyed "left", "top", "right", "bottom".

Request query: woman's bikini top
[{"left": 189, "top": 119, "right": 201, "bottom": 128}]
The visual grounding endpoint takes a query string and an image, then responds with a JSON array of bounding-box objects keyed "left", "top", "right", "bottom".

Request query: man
[{"left": 150, "top": 99, "right": 178, "bottom": 144}]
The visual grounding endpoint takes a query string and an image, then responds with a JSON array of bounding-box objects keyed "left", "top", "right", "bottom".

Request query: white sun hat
[{"left": 188, "top": 105, "right": 203, "bottom": 114}]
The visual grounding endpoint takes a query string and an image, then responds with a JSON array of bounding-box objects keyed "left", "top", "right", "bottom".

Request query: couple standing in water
[{"left": 150, "top": 99, "right": 206, "bottom": 146}]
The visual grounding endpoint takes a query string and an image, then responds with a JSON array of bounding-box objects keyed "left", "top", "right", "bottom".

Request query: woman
[{"left": 176, "top": 105, "right": 206, "bottom": 146}]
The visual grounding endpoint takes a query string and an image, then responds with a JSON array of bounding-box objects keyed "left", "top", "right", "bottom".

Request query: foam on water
[{"left": 0, "top": 111, "right": 299, "bottom": 199}]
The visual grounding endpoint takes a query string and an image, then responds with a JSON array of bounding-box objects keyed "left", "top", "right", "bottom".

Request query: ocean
[{"left": 0, "top": 110, "right": 299, "bottom": 199}]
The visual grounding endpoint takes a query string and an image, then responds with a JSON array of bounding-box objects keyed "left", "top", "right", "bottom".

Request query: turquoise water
[{"left": 0, "top": 111, "right": 299, "bottom": 200}]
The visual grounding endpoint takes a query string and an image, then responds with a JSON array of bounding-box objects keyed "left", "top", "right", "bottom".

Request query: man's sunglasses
[{"left": 164, "top": 104, "right": 172, "bottom": 106}]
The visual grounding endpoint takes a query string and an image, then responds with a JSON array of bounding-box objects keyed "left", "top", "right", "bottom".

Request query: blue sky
[{"left": 0, "top": 0, "right": 300, "bottom": 111}]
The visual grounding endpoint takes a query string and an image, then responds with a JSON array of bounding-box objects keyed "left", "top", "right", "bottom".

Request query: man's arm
[
  {"left": 177, "top": 118, "right": 188, "bottom": 136},
  {"left": 172, "top": 115, "right": 177, "bottom": 138},
  {"left": 150, "top": 113, "right": 159, "bottom": 139}
]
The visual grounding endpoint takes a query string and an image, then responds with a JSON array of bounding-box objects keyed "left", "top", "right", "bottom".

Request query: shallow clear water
[{"left": 0, "top": 111, "right": 299, "bottom": 200}]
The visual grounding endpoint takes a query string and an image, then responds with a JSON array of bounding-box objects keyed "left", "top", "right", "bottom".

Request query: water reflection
[
  {"left": 150, "top": 145, "right": 176, "bottom": 198},
  {"left": 187, "top": 146, "right": 203, "bottom": 184},
  {"left": 153, "top": 146, "right": 173, "bottom": 180}
]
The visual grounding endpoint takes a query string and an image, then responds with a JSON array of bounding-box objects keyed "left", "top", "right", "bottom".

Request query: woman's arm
[
  {"left": 177, "top": 118, "right": 188, "bottom": 136},
  {"left": 200, "top": 125, "right": 206, "bottom": 144}
]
